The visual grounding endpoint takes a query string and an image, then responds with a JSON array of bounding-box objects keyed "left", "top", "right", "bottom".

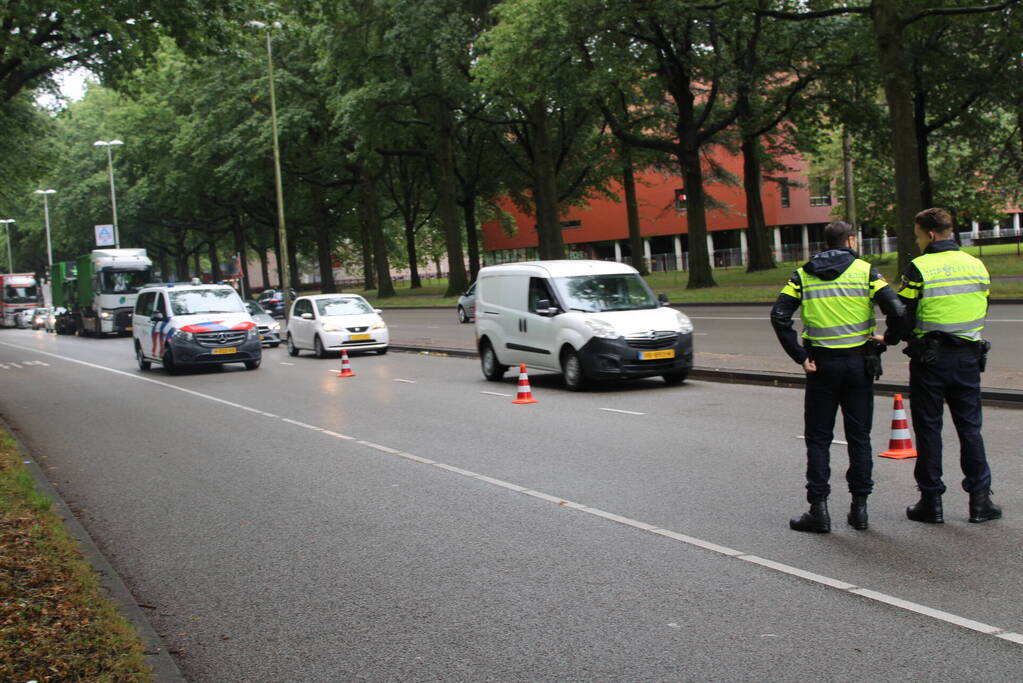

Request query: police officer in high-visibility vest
[
  {"left": 892, "top": 207, "right": 1001, "bottom": 524},
  {"left": 772, "top": 221, "right": 904, "bottom": 533}
]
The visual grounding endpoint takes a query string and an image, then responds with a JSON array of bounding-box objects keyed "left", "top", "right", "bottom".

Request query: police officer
[
  {"left": 892, "top": 207, "right": 1001, "bottom": 524},
  {"left": 772, "top": 221, "right": 904, "bottom": 533}
]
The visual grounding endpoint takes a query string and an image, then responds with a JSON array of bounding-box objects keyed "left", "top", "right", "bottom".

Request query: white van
[{"left": 474, "top": 260, "right": 694, "bottom": 390}]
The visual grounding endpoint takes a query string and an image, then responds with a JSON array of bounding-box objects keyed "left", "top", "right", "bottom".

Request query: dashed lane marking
[
  {"left": 480, "top": 391, "right": 512, "bottom": 397},
  {"left": 2, "top": 338, "right": 1020, "bottom": 648},
  {"left": 601, "top": 408, "right": 645, "bottom": 416},
  {"left": 797, "top": 435, "right": 848, "bottom": 446},
  {"left": 393, "top": 379, "right": 416, "bottom": 384}
]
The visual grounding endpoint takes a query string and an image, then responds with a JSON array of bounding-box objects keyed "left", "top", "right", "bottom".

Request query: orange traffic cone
[
  {"left": 336, "top": 349, "right": 356, "bottom": 378},
  {"left": 512, "top": 364, "right": 537, "bottom": 404},
  {"left": 878, "top": 393, "right": 916, "bottom": 459}
]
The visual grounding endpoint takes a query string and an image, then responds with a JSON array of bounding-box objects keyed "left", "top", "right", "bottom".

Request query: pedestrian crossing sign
[{"left": 95, "top": 224, "right": 115, "bottom": 246}]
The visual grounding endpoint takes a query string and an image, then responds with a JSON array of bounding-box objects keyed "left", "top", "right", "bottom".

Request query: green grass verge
[
  {"left": 0, "top": 430, "right": 152, "bottom": 682},
  {"left": 355, "top": 244, "right": 1023, "bottom": 307}
]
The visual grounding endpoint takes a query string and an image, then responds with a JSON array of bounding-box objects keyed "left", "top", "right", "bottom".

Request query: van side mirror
[
  {"left": 150, "top": 311, "right": 164, "bottom": 321},
  {"left": 658, "top": 293, "right": 669, "bottom": 306},
  {"left": 301, "top": 312, "right": 313, "bottom": 320},
  {"left": 535, "top": 299, "right": 558, "bottom": 316}
]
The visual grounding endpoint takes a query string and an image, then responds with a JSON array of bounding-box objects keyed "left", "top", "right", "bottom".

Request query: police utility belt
[
  {"left": 904, "top": 332, "right": 991, "bottom": 372},
  {"left": 804, "top": 340, "right": 886, "bottom": 380}
]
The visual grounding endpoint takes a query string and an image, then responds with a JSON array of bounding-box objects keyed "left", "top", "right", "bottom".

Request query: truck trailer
[
  {"left": 54, "top": 249, "right": 153, "bottom": 336},
  {"left": 0, "top": 273, "right": 39, "bottom": 328}
]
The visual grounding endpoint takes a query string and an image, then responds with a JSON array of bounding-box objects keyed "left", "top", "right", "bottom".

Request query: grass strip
[{"left": 0, "top": 429, "right": 152, "bottom": 682}]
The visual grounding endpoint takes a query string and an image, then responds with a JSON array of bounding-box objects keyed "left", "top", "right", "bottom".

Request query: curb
[
  {"left": 378, "top": 298, "right": 1023, "bottom": 310},
  {"left": 389, "top": 345, "right": 1023, "bottom": 407},
  {"left": 1, "top": 417, "right": 186, "bottom": 683}
]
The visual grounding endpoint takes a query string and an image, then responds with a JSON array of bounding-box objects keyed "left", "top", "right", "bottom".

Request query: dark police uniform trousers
[
  {"left": 910, "top": 348, "right": 991, "bottom": 494},
  {"left": 803, "top": 347, "right": 874, "bottom": 501}
]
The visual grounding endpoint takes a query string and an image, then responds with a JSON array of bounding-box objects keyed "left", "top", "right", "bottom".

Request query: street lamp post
[
  {"left": 33, "top": 189, "right": 56, "bottom": 271},
  {"left": 93, "top": 140, "right": 124, "bottom": 248},
  {"left": 0, "top": 219, "right": 14, "bottom": 273},
  {"left": 248, "top": 20, "right": 292, "bottom": 318}
]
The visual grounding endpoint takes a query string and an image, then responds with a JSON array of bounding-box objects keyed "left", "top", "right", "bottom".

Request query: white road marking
[
  {"left": 796, "top": 435, "right": 848, "bottom": 446},
  {"left": 393, "top": 379, "right": 416, "bottom": 384},
  {"left": 480, "top": 391, "right": 512, "bottom": 397},
  {"left": 3, "top": 337, "right": 1020, "bottom": 647},
  {"left": 280, "top": 362, "right": 295, "bottom": 366},
  {"left": 600, "top": 408, "right": 645, "bottom": 416},
  {"left": 0, "top": 363, "right": 8, "bottom": 369},
  {"left": 322, "top": 430, "right": 354, "bottom": 440},
  {"left": 281, "top": 418, "right": 322, "bottom": 431},
  {"left": 8, "top": 362, "right": 22, "bottom": 368}
]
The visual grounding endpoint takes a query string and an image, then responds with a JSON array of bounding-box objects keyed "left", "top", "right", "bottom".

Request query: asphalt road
[{"left": 1, "top": 329, "right": 1021, "bottom": 681}]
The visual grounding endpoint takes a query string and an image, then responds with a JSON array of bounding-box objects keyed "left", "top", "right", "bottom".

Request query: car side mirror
[
  {"left": 658, "top": 293, "right": 669, "bottom": 306},
  {"left": 374, "top": 308, "right": 382, "bottom": 314},
  {"left": 301, "top": 312, "right": 313, "bottom": 320},
  {"left": 150, "top": 311, "right": 164, "bottom": 321}
]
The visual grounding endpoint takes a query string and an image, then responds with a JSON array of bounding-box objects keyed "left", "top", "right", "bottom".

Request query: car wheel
[
  {"left": 245, "top": 358, "right": 261, "bottom": 370},
  {"left": 480, "top": 340, "right": 507, "bottom": 381},
  {"left": 162, "top": 347, "right": 178, "bottom": 375},
  {"left": 135, "top": 342, "right": 151, "bottom": 371},
  {"left": 561, "top": 348, "right": 587, "bottom": 391},
  {"left": 314, "top": 335, "right": 327, "bottom": 359},
  {"left": 662, "top": 371, "right": 687, "bottom": 386},
  {"left": 287, "top": 334, "right": 299, "bottom": 357},
  {"left": 376, "top": 347, "right": 388, "bottom": 355},
  {"left": 457, "top": 306, "right": 468, "bottom": 324}
]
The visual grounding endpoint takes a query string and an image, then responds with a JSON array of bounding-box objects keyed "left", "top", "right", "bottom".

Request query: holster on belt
[
  {"left": 977, "top": 339, "right": 991, "bottom": 372},
  {"left": 863, "top": 339, "right": 885, "bottom": 380},
  {"left": 905, "top": 335, "right": 940, "bottom": 367}
]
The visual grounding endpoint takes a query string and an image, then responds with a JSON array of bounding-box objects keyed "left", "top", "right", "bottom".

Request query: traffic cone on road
[
  {"left": 878, "top": 393, "right": 916, "bottom": 459},
  {"left": 336, "top": 349, "right": 356, "bottom": 378},
  {"left": 512, "top": 364, "right": 538, "bottom": 404}
]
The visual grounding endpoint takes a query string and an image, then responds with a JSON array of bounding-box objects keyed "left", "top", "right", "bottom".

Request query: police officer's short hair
[
  {"left": 915, "top": 207, "right": 953, "bottom": 235},
  {"left": 824, "top": 221, "right": 855, "bottom": 248}
]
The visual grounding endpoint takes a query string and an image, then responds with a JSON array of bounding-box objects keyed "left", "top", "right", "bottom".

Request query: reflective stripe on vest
[
  {"left": 911, "top": 251, "right": 989, "bottom": 341},
  {"left": 798, "top": 259, "right": 874, "bottom": 349}
]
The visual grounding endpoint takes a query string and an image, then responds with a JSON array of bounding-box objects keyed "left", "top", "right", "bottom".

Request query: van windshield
[
  {"left": 169, "top": 289, "right": 245, "bottom": 315},
  {"left": 552, "top": 273, "right": 657, "bottom": 312}
]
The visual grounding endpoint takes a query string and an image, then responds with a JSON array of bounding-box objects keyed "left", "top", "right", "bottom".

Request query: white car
[{"left": 286, "top": 294, "right": 389, "bottom": 357}]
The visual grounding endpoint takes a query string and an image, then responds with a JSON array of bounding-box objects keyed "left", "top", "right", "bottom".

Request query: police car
[{"left": 132, "top": 281, "right": 262, "bottom": 373}]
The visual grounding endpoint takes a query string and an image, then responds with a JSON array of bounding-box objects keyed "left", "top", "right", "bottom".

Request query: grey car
[
  {"left": 245, "top": 300, "right": 282, "bottom": 347},
  {"left": 457, "top": 282, "right": 476, "bottom": 323}
]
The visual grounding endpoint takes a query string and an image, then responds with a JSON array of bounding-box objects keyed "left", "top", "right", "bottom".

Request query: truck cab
[
  {"left": 0, "top": 273, "right": 39, "bottom": 328},
  {"left": 75, "top": 249, "right": 153, "bottom": 336}
]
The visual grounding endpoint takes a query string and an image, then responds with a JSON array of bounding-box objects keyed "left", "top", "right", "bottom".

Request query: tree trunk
[
  {"left": 842, "top": 126, "right": 858, "bottom": 230},
  {"left": 232, "top": 210, "right": 250, "bottom": 298},
  {"left": 913, "top": 90, "right": 934, "bottom": 208},
  {"left": 527, "top": 99, "right": 564, "bottom": 260},
  {"left": 621, "top": 144, "right": 646, "bottom": 275},
  {"left": 462, "top": 196, "right": 481, "bottom": 281},
  {"left": 287, "top": 237, "right": 299, "bottom": 294},
  {"left": 358, "top": 162, "right": 395, "bottom": 298},
  {"left": 741, "top": 134, "right": 774, "bottom": 272},
  {"left": 679, "top": 144, "right": 716, "bottom": 289},
  {"left": 207, "top": 241, "right": 221, "bottom": 283},
  {"left": 873, "top": 0, "right": 922, "bottom": 273},
  {"left": 257, "top": 246, "right": 270, "bottom": 292},
  {"left": 360, "top": 211, "right": 375, "bottom": 291},
  {"left": 272, "top": 222, "right": 284, "bottom": 288},
  {"left": 403, "top": 216, "right": 421, "bottom": 289},
  {"left": 312, "top": 184, "right": 337, "bottom": 293}
]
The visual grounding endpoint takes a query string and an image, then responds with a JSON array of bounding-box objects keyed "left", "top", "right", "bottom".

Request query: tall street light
[
  {"left": 94, "top": 139, "right": 124, "bottom": 248},
  {"left": 0, "top": 219, "right": 14, "bottom": 273},
  {"left": 248, "top": 20, "right": 292, "bottom": 317},
  {"left": 34, "top": 189, "right": 56, "bottom": 273}
]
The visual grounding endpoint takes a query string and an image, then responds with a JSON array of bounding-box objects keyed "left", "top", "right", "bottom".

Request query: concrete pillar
[
  {"left": 994, "top": 219, "right": 1002, "bottom": 237},
  {"left": 739, "top": 229, "right": 748, "bottom": 266},
  {"left": 707, "top": 231, "right": 716, "bottom": 269},
  {"left": 643, "top": 238, "right": 652, "bottom": 271},
  {"left": 972, "top": 220, "right": 980, "bottom": 238},
  {"left": 801, "top": 224, "right": 810, "bottom": 261},
  {"left": 673, "top": 235, "right": 683, "bottom": 271},
  {"left": 773, "top": 226, "right": 782, "bottom": 260},
  {"left": 613, "top": 241, "right": 622, "bottom": 263},
  {"left": 1014, "top": 212, "right": 1021, "bottom": 235}
]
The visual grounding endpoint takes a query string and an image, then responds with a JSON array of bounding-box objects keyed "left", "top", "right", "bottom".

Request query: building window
[
  {"left": 674, "top": 188, "right": 687, "bottom": 213},
  {"left": 810, "top": 177, "right": 832, "bottom": 207},
  {"left": 560, "top": 219, "right": 582, "bottom": 229},
  {"left": 780, "top": 179, "right": 790, "bottom": 208}
]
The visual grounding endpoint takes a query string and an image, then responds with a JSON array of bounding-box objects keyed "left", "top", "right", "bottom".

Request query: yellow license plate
[
  {"left": 350, "top": 333, "right": 371, "bottom": 341},
  {"left": 125, "top": 326, "right": 133, "bottom": 332},
  {"left": 211, "top": 347, "right": 237, "bottom": 355},
  {"left": 639, "top": 349, "right": 675, "bottom": 361},
  {"left": 259, "top": 335, "right": 266, "bottom": 340}
]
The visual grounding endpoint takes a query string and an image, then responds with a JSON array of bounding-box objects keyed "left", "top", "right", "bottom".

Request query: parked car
[
  {"left": 286, "top": 294, "right": 389, "bottom": 357},
  {"left": 474, "top": 260, "right": 694, "bottom": 390},
  {"left": 16, "top": 308, "right": 35, "bottom": 328},
  {"left": 457, "top": 282, "right": 476, "bottom": 323},
  {"left": 256, "top": 288, "right": 297, "bottom": 318},
  {"left": 45, "top": 307, "right": 66, "bottom": 333},
  {"left": 245, "top": 300, "right": 281, "bottom": 347},
  {"left": 132, "top": 283, "right": 261, "bottom": 373},
  {"left": 30, "top": 307, "right": 51, "bottom": 330}
]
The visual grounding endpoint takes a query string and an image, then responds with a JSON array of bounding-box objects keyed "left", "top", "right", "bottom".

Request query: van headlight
[
  {"left": 583, "top": 318, "right": 619, "bottom": 339},
  {"left": 100, "top": 311, "right": 113, "bottom": 319},
  {"left": 173, "top": 329, "right": 194, "bottom": 342},
  {"left": 675, "top": 311, "right": 694, "bottom": 334}
]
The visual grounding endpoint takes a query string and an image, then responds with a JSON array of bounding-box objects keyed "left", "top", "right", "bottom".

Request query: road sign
[{"left": 95, "top": 224, "right": 115, "bottom": 246}]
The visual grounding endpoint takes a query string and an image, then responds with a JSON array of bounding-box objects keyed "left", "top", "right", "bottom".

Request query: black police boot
[
  {"left": 790, "top": 500, "right": 830, "bottom": 533},
  {"left": 906, "top": 491, "right": 943, "bottom": 524},
  {"left": 968, "top": 490, "right": 1002, "bottom": 523},
  {"left": 848, "top": 495, "right": 869, "bottom": 530}
]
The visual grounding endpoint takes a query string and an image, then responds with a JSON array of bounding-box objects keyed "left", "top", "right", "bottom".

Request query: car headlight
[
  {"left": 583, "top": 318, "right": 619, "bottom": 339},
  {"left": 247, "top": 326, "right": 259, "bottom": 339},
  {"left": 100, "top": 311, "right": 113, "bottom": 319},
  {"left": 675, "top": 311, "right": 694, "bottom": 334},
  {"left": 268, "top": 321, "right": 280, "bottom": 331},
  {"left": 371, "top": 321, "right": 386, "bottom": 330},
  {"left": 322, "top": 324, "right": 342, "bottom": 332},
  {"left": 173, "top": 329, "right": 194, "bottom": 342}
]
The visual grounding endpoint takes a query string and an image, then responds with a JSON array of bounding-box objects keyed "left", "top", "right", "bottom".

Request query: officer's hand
[
  {"left": 802, "top": 359, "right": 816, "bottom": 373},
  {"left": 870, "top": 334, "right": 886, "bottom": 345}
]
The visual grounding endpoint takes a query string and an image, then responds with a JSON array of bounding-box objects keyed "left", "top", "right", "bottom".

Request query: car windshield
[
  {"left": 551, "top": 273, "right": 657, "bottom": 312},
  {"left": 245, "top": 301, "right": 264, "bottom": 316},
  {"left": 3, "top": 285, "right": 38, "bottom": 303},
  {"left": 316, "top": 297, "right": 373, "bottom": 316},
  {"left": 169, "top": 289, "right": 245, "bottom": 315},
  {"left": 99, "top": 269, "right": 150, "bottom": 294}
]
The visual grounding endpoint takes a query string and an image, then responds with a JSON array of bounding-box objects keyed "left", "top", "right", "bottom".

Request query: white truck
[
  {"left": 0, "top": 273, "right": 40, "bottom": 328},
  {"left": 58, "top": 249, "right": 153, "bottom": 336}
]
